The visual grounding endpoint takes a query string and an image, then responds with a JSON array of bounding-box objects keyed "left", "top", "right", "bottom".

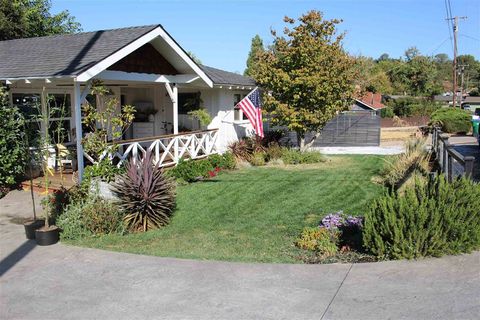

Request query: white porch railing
[{"left": 85, "top": 129, "right": 219, "bottom": 168}]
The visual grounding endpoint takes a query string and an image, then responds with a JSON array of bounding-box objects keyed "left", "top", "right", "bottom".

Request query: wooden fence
[{"left": 432, "top": 127, "right": 475, "bottom": 181}]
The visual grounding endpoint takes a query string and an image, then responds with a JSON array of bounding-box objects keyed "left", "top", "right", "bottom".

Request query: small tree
[
  {"left": 253, "top": 11, "right": 357, "bottom": 150},
  {"left": 82, "top": 81, "right": 135, "bottom": 162},
  {"left": 244, "top": 35, "right": 264, "bottom": 77}
]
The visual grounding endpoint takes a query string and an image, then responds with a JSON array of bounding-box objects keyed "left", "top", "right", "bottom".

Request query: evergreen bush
[
  {"left": 363, "top": 175, "right": 480, "bottom": 259},
  {"left": 0, "top": 87, "right": 28, "bottom": 187},
  {"left": 430, "top": 108, "right": 472, "bottom": 133}
]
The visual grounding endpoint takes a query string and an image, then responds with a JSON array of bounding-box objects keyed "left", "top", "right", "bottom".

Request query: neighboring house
[
  {"left": 351, "top": 92, "right": 385, "bottom": 113},
  {"left": 433, "top": 95, "right": 480, "bottom": 109},
  {"left": 0, "top": 24, "right": 256, "bottom": 181}
]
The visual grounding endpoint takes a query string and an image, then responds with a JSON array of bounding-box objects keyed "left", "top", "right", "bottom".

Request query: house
[
  {"left": 0, "top": 24, "right": 256, "bottom": 182},
  {"left": 351, "top": 92, "right": 385, "bottom": 113}
]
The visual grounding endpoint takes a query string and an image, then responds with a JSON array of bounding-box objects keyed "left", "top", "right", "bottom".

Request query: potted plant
[
  {"left": 32, "top": 89, "right": 61, "bottom": 246},
  {"left": 21, "top": 114, "right": 44, "bottom": 239},
  {"left": 23, "top": 158, "right": 44, "bottom": 239},
  {"left": 188, "top": 108, "right": 212, "bottom": 129},
  {"left": 35, "top": 190, "right": 60, "bottom": 245}
]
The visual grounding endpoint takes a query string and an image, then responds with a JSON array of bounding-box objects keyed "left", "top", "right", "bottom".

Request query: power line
[
  {"left": 460, "top": 34, "right": 480, "bottom": 42},
  {"left": 428, "top": 37, "right": 452, "bottom": 56},
  {"left": 444, "top": 0, "right": 454, "bottom": 53}
]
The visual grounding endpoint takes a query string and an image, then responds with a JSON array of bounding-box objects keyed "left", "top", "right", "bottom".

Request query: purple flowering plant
[{"left": 320, "top": 211, "right": 363, "bottom": 230}]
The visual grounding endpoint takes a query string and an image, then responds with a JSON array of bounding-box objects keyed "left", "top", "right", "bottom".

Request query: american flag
[{"left": 235, "top": 87, "right": 264, "bottom": 138}]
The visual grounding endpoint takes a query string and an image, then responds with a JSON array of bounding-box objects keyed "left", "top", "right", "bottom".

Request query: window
[
  {"left": 12, "top": 93, "right": 73, "bottom": 144},
  {"left": 233, "top": 93, "right": 248, "bottom": 121},
  {"left": 178, "top": 92, "right": 201, "bottom": 114}
]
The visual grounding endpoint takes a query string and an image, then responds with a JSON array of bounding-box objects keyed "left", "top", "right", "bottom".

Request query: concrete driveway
[{"left": 1, "top": 190, "right": 479, "bottom": 320}]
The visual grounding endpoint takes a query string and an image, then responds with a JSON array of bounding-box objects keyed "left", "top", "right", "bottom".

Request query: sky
[{"left": 52, "top": 0, "right": 480, "bottom": 73}]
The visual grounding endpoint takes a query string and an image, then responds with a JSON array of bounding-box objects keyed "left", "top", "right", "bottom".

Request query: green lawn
[{"left": 67, "top": 155, "right": 386, "bottom": 263}]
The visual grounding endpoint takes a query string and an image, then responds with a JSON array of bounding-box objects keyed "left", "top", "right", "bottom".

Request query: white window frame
[
  {"left": 233, "top": 92, "right": 250, "bottom": 124},
  {"left": 10, "top": 88, "right": 75, "bottom": 144}
]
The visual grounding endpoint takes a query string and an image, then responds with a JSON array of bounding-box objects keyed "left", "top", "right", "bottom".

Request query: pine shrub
[
  {"left": 363, "top": 175, "right": 480, "bottom": 260},
  {"left": 429, "top": 108, "right": 471, "bottom": 133}
]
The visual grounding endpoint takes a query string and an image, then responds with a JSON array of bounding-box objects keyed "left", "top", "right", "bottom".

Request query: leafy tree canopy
[
  {"left": 253, "top": 10, "right": 357, "bottom": 149},
  {"left": 0, "top": 0, "right": 81, "bottom": 40}
]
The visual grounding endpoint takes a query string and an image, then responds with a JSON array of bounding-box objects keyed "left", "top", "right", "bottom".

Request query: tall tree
[
  {"left": 0, "top": 0, "right": 81, "bottom": 40},
  {"left": 254, "top": 11, "right": 357, "bottom": 150},
  {"left": 244, "top": 35, "right": 264, "bottom": 77}
]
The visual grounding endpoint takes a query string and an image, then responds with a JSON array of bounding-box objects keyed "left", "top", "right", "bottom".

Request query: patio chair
[{"left": 56, "top": 144, "right": 76, "bottom": 172}]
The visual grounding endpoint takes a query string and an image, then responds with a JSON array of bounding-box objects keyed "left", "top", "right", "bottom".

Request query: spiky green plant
[
  {"left": 112, "top": 152, "right": 176, "bottom": 232},
  {"left": 363, "top": 175, "right": 480, "bottom": 260}
]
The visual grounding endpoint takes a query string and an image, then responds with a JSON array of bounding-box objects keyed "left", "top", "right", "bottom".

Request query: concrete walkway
[{"left": 1, "top": 190, "right": 479, "bottom": 320}]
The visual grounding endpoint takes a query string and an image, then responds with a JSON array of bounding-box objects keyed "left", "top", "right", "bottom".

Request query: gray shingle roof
[
  {"left": 0, "top": 25, "right": 159, "bottom": 79},
  {"left": 0, "top": 24, "right": 256, "bottom": 87},
  {"left": 200, "top": 65, "right": 256, "bottom": 87}
]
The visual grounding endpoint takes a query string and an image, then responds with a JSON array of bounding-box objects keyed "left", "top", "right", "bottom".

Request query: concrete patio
[{"left": 1, "top": 190, "right": 479, "bottom": 320}]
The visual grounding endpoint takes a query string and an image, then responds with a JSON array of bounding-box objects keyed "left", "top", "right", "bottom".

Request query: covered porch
[{"left": 3, "top": 25, "right": 219, "bottom": 184}]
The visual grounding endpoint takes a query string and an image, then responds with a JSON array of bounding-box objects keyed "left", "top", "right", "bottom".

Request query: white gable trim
[
  {"left": 75, "top": 26, "right": 213, "bottom": 87},
  {"left": 96, "top": 70, "right": 199, "bottom": 83}
]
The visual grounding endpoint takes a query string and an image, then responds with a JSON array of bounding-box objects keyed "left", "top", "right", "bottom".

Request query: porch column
[
  {"left": 73, "top": 81, "right": 84, "bottom": 182},
  {"left": 173, "top": 84, "right": 178, "bottom": 135},
  {"left": 165, "top": 83, "right": 179, "bottom": 162}
]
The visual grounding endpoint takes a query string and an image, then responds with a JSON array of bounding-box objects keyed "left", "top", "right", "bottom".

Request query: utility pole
[
  {"left": 447, "top": 16, "right": 467, "bottom": 107},
  {"left": 458, "top": 64, "right": 469, "bottom": 105}
]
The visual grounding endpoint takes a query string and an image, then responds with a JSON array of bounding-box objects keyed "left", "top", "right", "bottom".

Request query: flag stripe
[
  {"left": 234, "top": 87, "right": 263, "bottom": 137},
  {"left": 238, "top": 100, "right": 257, "bottom": 130},
  {"left": 239, "top": 100, "right": 256, "bottom": 124}
]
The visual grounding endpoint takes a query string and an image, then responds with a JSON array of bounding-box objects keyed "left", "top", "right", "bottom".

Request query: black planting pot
[
  {"left": 24, "top": 220, "right": 45, "bottom": 240},
  {"left": 35, "top": 227, "right": 59, "bottom": 246}
]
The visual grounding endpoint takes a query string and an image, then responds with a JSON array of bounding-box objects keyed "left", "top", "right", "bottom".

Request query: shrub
[
  {"left": 386, "top": 97, "right": 442, "bottom": 118},
  {"left": 320, "top": 211, "right": 364, "bottom": 251},
  {"left": 169, "top": 158, "right": 213, "bottom": 183},
  {"left": 168, "top": 153, "right": 235, "bottom": 182},
  {"left": 262, "top": 129, "right": 286, "bottom": 145},
  {"left": 281, "top": 149, "right": 324, "bottom": 165},
  {"left": 112, "top": 152, "right": 176, "bottom": 232},
  {"left": 265, "top": 142, "right": 284, "bottom": 161},
  {"left": 0, "top": 99, "right": 28, "bottom": 187},
  {"left": 228, "top": 137, "right": 266, "bottom": 162},
  {"left": 207, "top": 152, "right": 236, "bottom": 170},
  {"left": 83, "top": 160, "right": 125, "bottom": 184},
  {"left": 430, "top": 108, "right": 472, "bottom": 133},
  {"left": 363, "top": 175, "right": 480, "bottom": 260},
  {"left": 296, "top": 227, "right": 338, "bottom": 257},
  {"left": 250, "top": 151, "right": 266, "bottom": 166},
  {"left": 380, "top": 106, "right": 395, "bottom": 118},
  {"left": 57, "top": 193, "right": 123, "bottom": 240},
  {"left": 41, "top": 188, "right": 70, "bottom": 222}
]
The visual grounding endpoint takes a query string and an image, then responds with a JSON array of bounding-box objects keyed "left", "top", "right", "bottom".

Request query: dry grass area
[{"left": 381, "top": 127, "right": 422, "bottom": 141}]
